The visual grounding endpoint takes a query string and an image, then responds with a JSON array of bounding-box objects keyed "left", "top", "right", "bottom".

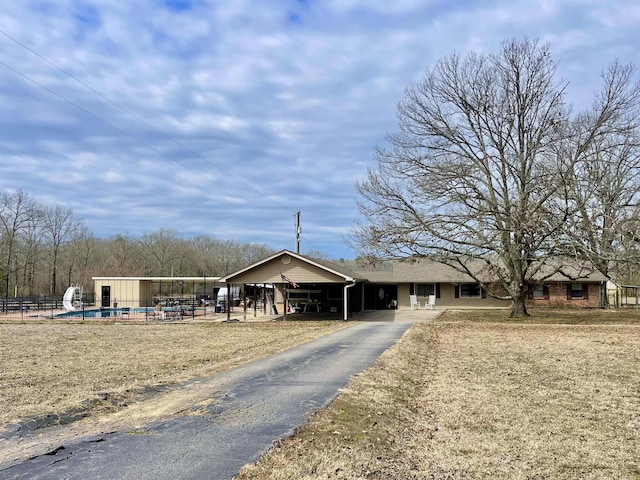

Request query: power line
[
  {"left": 0, "top": 31, "right": 342, "bottom": 253},
  {"left": 0, "top": 59, "right": 204, "bottom": 177},
  {"left": 0, "top": 29, "right": 293, "bottom": 212}
]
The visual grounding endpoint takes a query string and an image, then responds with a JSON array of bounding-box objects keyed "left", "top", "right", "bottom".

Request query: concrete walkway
[{"left": 352, "top": 308, "right": 443, "bottom": 322}]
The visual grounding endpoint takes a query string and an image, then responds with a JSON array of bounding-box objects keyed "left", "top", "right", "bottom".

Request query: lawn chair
[
  {"left": 410, "top": 295, "right": 420, "bottom": 310},
  {"left": 426, "top": 295, "right": 436, "bottom": 309}
]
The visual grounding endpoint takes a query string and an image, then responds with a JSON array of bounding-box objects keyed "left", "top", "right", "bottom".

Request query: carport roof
[
  {"left": 92, "top": 276, "right": 221, "bottom": 281},
  {"left": 219, "top": 250, "right": 365, "bottom": 283}
]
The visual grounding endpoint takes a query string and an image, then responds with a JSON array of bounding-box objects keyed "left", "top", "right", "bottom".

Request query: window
[
  {"left": 459, "top": 283, "right": 482, "bottom": 298},
  {"left": 414, "top": 283, "right": 440, "bottom": 298},
  {"left": 570, "top": 283, "right": 583, "bottom": 299},
  {"left": 567, "top": 283, "right": 589, "bottom": 300},
  {"left": 529, "top": 284, "right": 549, "bottom": 300}
]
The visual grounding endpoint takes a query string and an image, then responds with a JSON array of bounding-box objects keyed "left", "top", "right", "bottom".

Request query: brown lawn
[
  {"left": 238, "top": 310, "right": 640, "bottom": 479},
  {"left": 0, "top": 320, "right": 349, "bottom": 428}
]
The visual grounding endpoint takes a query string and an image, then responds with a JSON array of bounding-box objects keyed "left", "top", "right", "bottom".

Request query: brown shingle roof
[
  {"left": 353, "top": 258, "right": 475, "bottom": 283},
  {"left": 353, "top": 258, "right": 607, "bottom": 283}
]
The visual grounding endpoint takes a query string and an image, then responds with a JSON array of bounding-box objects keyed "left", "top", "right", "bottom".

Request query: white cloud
[
  {"left": 328, "top": 0, "right": 435, "bottom": 15},
  {"left": 0, "top": 0, "right": 637, "bottom": 258}
]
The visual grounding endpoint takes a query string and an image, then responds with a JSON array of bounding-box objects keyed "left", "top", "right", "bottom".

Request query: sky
[{"left": 1, "top": 0, "right": 638, "bottom": 260}]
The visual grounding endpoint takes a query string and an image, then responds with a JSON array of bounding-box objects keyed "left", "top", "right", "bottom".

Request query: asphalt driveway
[{"left": 0, "top": 313, "right": 439, "bottom": 480}]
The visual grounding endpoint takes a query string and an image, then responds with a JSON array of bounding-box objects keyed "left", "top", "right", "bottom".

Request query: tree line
[
  {"left": 0, "top": 190, "right": 274, "bottom": 297},
  {"left": 354, "top": 38, "right": 640, "bottom": 315}
]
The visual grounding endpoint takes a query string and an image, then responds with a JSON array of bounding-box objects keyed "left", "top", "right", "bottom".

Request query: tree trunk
[
  {"left": 510, "top": 292, "right": 530, "bottom": 317},
  {"left": 600, "top": 283, "right": 610, "bottom": 308}
]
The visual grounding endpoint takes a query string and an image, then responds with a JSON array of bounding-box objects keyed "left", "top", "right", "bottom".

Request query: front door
[{"left": 364, "top": 284, "right": 398, "bottom": 309}]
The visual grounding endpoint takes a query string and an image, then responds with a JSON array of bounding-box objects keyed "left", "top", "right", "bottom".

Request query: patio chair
[
  {"left": 426, "top": 295, "right": 436, "bottom": 309},
  {"left": 410, "top": 295, "right": 420, "bottom": 310}
]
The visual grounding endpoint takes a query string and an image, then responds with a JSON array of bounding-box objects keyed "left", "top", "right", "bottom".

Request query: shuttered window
[
  {"left": 567, "top": 283, "right": 589, "bottom": 300},
  {"left": 415, "top": 283, "right": 441, "bottom": 298},
  {"left": 529, "top": 284, "right": 549, "bottom": 300},
  {"left": 458, "top": 283, "right": 482, "bottom": 298}
]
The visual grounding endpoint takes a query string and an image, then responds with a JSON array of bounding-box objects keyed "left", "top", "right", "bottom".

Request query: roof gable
[{"left": 219, "top": 250, "right": 360, "bottom": 284}]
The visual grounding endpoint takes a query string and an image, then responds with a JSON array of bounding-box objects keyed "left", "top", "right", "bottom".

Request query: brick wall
[{"left": 528, "top": 282, "right": 601, "bottom": 308}]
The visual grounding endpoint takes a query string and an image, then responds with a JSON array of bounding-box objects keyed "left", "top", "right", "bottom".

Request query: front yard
[{"left": 238, "top": 309, "right": 640, "bottom": 479}]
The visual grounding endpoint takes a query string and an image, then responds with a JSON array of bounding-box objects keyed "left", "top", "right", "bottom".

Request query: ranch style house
[
  {"left": 94, "top": 250, "right": 606, "bottom": 320},
  {"left": 219, "top": 250, "right": 606, "bottom": 319}
]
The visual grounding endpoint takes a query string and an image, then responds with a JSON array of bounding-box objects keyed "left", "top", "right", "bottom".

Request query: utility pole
[{"left": 295, "top": 211, "right": 301, "bottom": 254}]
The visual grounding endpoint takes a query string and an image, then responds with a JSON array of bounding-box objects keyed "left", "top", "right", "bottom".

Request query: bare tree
[
  {"left": 19, "top": 205, "right": 45, "bottom": 296},
  {"left": 353, "top": 39, "right": 639, "bottom": 316},
  {"left": 42, "top": 205, "right": 83, "bottom": 295},
  {"left": 188, "top": 236, "right": 274, "bottom": 276},
  {"left": 0, "top": 188, "right": 283, "bottom": 298},
  {"left": 188, "top": 235, "right": 222, "bottom": 275},
  {"left": 64, "top": 226, "right": 99, "bottom": 290},
  {"left": 99, "top": 234, "right": 145, "bottom": 276},
  {"left": 140, "top": 228, "right": 185, "bottom": 276},
  {"left": 560, "top": 63, "right": 640, "bottom": 305},
  {"left": 212, "top": 239, "right": 255, "bottom": 276},
  {"left": 0, "top": 190, "right": 38, "bottom": 298}
]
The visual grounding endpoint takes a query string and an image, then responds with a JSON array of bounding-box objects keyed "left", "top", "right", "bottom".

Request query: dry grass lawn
[
  {"left": 238, "top": 310, "right": 640, "bottom": 479},
  {"left": 0, "top": 321, "right": 349, "bottom": 428}
]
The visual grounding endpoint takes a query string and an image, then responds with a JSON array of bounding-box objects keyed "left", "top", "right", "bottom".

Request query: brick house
[
  {"left": 351, "top": 257, "right": 606, "bottom": 310},
  {"left": 218, "top": 251, "right": 606, "bottom": 317}
]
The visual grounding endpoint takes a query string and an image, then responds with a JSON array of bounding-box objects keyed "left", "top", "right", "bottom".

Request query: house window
[
  {"left": 569, "top": 283, "right": 586, "bottom": 299},
  {"left": 530, "top": 284, "right": 549, "bottom": 300},
  {"left": 414, "top": 283, "right": 440, "bottom": 298},
  {"left": 459, "top": 283, "right": 482, "bottom": 298}
]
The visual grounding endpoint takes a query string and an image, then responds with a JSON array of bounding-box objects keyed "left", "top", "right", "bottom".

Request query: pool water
[{"left": 55, "top": 307, "right": 155, "bottom": 318}]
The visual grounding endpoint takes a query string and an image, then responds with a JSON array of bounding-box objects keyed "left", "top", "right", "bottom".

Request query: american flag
[{"left": 280, "top": 273, "right": 299, "bottom": 288}]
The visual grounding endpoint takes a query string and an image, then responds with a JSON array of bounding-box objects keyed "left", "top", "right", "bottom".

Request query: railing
[
  {"left": 0, "top": 296, "right": 96, "bottom": 314},
  {"left": 0, "top": 295, "right": 259, "bottom": 320}
]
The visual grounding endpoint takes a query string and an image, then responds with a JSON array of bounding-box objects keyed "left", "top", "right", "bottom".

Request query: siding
[
  {"left": 94, "top": 280, "right": 153, "bottom": 308},
  {"left": 397, "top": 282, "right": 509, "bottom": 309},
  {"left": 226, "top": 256, "right": 348, "bottom": 285}
]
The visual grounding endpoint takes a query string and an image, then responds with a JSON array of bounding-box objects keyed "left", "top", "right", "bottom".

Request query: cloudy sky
[{"left": 1, "top": 0, "right": 638, "bottom": 259}]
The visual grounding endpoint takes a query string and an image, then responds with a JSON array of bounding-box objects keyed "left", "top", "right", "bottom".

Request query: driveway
[{"left": 0, "top": 312, "right": 440, "bottom": 480}]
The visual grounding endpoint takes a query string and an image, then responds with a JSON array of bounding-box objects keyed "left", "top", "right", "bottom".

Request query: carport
[{"left": 219, "top": 250, "right": 364, "bottom": 321}]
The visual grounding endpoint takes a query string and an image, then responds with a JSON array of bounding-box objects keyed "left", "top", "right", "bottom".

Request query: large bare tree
[{"left": 353, "top": 39, "right": 639, "bottom": 316}]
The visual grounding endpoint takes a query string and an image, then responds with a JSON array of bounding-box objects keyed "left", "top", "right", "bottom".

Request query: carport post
[
  {"left": 343, "top": 281, "right": 356, "bottom": 321},
  {"left": 243, "top": 283, "right": 247, "bottom": 321},
  {"left": 253, "top": 287, "right": 257, "bottom": 318},
  {"left": 282, "top": 283, "right": 287, "bottom": 321},
  {"left": 226, "top": 283, "right": 231, "bottom": 322}
]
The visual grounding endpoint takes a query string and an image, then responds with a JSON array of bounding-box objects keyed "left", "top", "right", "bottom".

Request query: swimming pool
[{"left": 55, "top": 307, "right": 155, "bottom": 318}]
